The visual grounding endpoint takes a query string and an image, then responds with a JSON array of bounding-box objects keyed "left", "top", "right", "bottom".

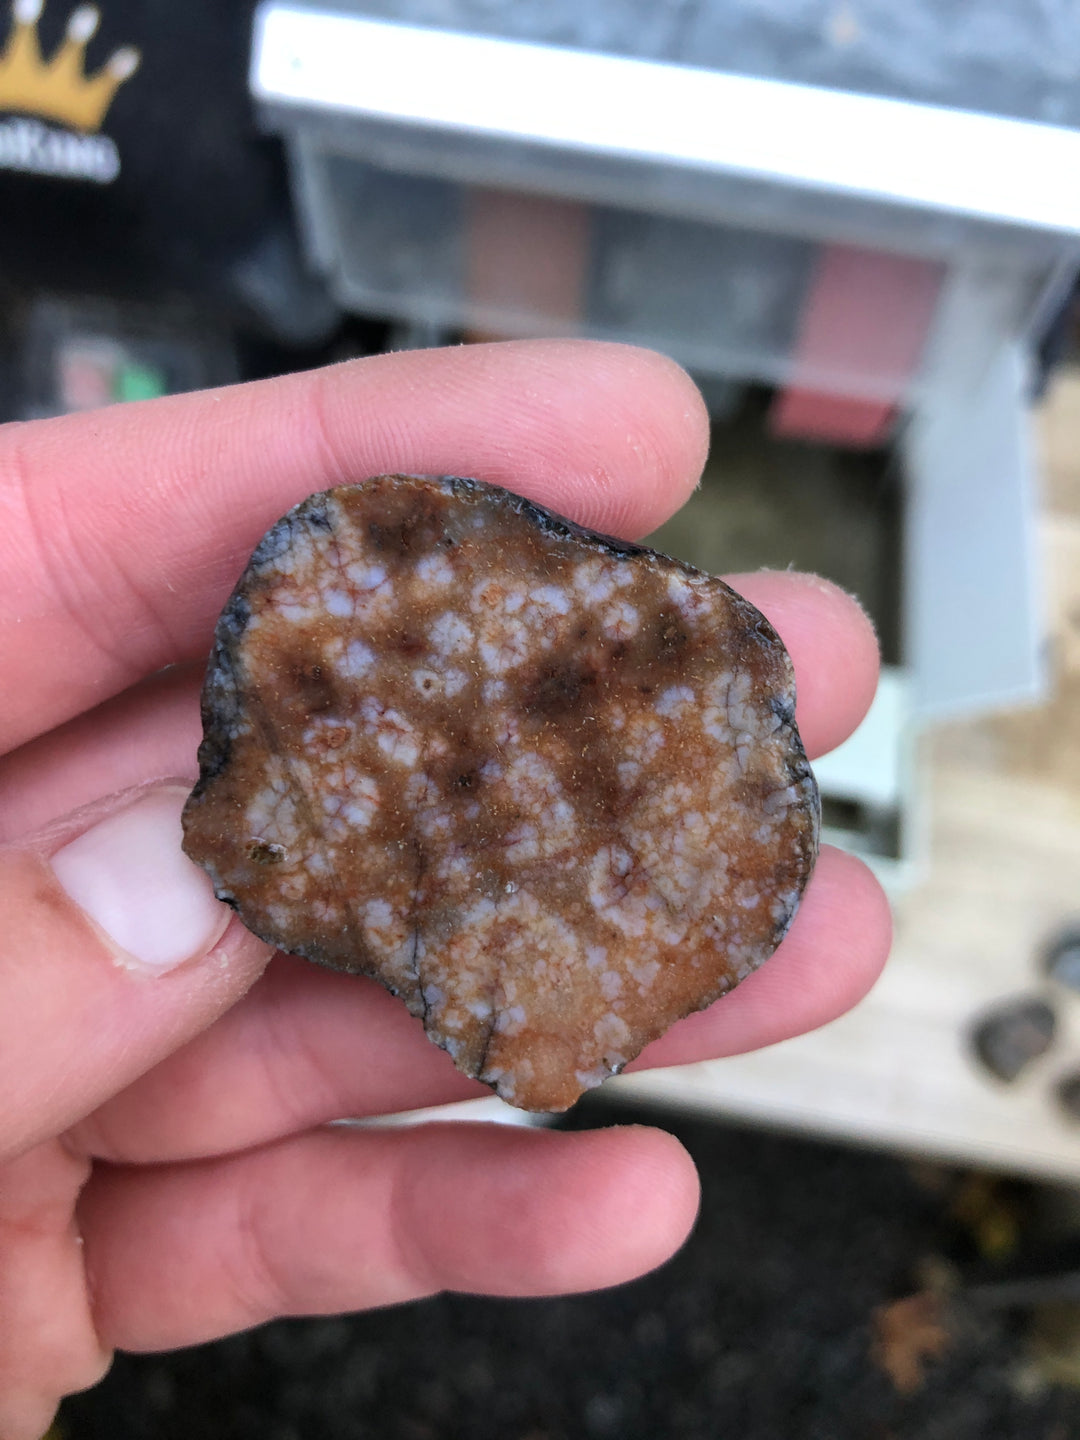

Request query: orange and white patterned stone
[{"left": 182, "top": 475, "right": 819, "bottom": 1111}]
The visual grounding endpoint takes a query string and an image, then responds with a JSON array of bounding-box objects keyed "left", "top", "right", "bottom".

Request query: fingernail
[{"left": 50, "top": 785, "right": 230, "bottom": 973}]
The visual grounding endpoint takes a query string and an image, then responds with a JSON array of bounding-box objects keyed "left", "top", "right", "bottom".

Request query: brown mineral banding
[{"left": 182, "top": 475, "right": 819, "bottom": 1111}]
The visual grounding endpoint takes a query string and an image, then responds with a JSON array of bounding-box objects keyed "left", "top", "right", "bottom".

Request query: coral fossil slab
[{"left": 182, "top": 475, "right": 819, "bottom": 1111}]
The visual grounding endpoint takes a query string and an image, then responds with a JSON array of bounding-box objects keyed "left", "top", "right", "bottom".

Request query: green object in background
[{"left": 114, "top": 361, "right": 168, "bottom": 403}]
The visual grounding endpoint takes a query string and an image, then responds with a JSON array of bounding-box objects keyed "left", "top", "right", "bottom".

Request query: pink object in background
[
  {"left": 58, "top": 340, "right": 118, "bottom": 412},
  {"left": 771, "top": 244, "right": 944, "bottom": 447},
  {"left": 464, "top": 187, "right": 590, "bottom": 336}
]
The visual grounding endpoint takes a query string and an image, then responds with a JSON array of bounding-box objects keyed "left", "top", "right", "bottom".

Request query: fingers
[
  {"left": 75, "top": 847, "right": 888, "bottom": 1166},
  {"left": 0, "top": 664, "right": 204, "bottom": 843},
  {"left": 72, "top": 957, "right": 484, "bottom": 1164},
  {"left": 0, "top": 1141, "right": 111, "bottom": 1440},
  {"left": 0, "top": 784, "right": 271, "bottom": 1163},
  {"left": 80, "top": 1123, "right": 700, "bottom": 1352},
  {"left": 0, "top": 571, "right": 878, "bottom": 844},
  {"left": 726, "top": 570, "right": 879, "bottom": 759},
  {"left": 0, "top": 340, "right": 709, "bottom": 751}
]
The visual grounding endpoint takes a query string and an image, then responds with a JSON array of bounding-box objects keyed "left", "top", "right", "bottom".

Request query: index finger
[{"left": 0, "top": 340, "right": 709, "bottom": 753}]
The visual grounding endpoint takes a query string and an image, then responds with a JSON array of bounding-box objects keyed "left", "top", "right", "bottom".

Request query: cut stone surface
[{"left": 182, "top": 475, "right": 819, "bottom": 1111}]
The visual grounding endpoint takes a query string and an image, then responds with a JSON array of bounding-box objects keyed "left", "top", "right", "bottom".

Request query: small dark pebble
[{"left": 971, "top": 997, "right": 1057, "bottom": 1083}]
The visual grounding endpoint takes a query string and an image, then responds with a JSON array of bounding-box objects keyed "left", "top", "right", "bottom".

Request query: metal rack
[{"left": 252, "top": 4, "right": 1080, "bottom": 739}]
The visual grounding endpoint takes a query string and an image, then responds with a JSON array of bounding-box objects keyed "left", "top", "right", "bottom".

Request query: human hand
[{"left": 0, "top": 340, "right": 889, "bottom": 1439}]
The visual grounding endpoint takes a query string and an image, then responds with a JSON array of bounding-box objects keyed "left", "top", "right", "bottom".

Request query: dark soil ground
[{"left": 59, "top": 1101, "right": 1080, "bottom": 1440}]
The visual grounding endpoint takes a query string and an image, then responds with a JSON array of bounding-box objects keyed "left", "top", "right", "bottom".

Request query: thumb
[{"left": 0, "top": 782, "right": 272, "bottom": 1162}]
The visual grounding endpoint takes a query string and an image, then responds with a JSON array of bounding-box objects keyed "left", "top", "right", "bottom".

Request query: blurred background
[{"left": 5, "top": 0, "right": 1080, "bottom": 1433}]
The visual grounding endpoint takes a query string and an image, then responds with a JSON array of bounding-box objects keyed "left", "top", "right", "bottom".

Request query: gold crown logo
[{"left": 0, "top": 0, "right": 139, "bottom": 133}]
